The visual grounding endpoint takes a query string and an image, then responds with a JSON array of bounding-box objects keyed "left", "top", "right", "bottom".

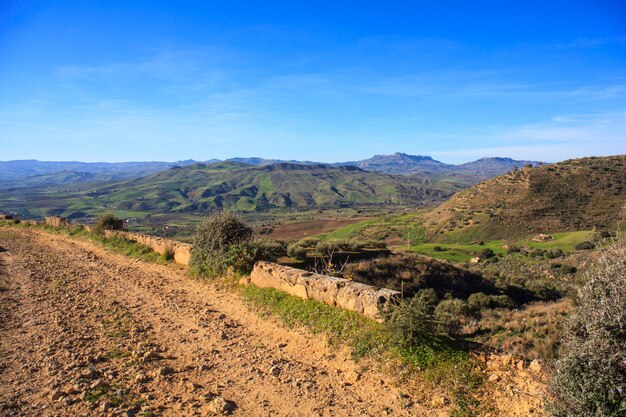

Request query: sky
[{"left": 0, "top": 1, "right": 625, "bottom": 164}]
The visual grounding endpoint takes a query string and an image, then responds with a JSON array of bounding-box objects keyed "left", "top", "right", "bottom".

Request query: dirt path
[{"left": 0, "top": 229, "right": 433, "bottom": 417}]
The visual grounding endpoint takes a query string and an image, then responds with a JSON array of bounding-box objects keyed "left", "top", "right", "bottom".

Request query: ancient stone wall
[{"left": 243, "top": 261, "right": 400, "bottom": 321}]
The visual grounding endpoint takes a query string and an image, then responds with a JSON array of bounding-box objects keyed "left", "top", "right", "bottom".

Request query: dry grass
[{"left": 468, "top": 300, "right": 571, "bottom": 360}]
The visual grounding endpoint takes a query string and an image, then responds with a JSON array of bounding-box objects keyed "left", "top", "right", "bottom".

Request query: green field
[
  {"left": 405, "top": 241, "right": 506, "bottom": 263},
  {"left": 518, "top": 230, "right": 595, "bottom": 251}
]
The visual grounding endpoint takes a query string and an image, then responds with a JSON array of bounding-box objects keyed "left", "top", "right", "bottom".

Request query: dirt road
[{"left": 0, "top": 229, "right": 433, "bottom": 417}]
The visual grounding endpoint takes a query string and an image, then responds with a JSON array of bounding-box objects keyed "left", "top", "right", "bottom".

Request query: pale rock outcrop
[{"left": 247, "top": 261, "right": 400, "bottom": 321}]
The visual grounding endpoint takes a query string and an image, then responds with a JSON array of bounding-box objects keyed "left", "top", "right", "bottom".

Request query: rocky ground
[{"left": 0, "top": 228, "right": 547, "bottom": 416}]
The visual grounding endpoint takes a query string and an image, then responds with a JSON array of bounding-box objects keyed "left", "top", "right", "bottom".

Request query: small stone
[
  {"left": 500, "top": 354, "right": 513, "bottom": 367},
  {"left": 343, "top": 370, "right": 361, "bottom": 385},
  {"left": 50, "top": 388, "right": 63, "bottom": 401},
  {"left": 207, "top": 395, "right": 235, "bottom": 415},
  {"left": 90, "top": 379, "right": 109, "bottom": 390},
  {"left": 488, "top": 374, "right": 501, "bottom": 382},
  {"left": 135, "top": 373, "right": 149, "bottom": 384},
  {"left": 528, "top": 359, "right": 543, "bottom": 374},
  {"left": 431, "top": 396, "right": 449, "bottom": 407},
  {"left": 101, "top": 401, "right": 113, "bottom": 412},
  {"left": 516, "top": 360, "right": 525, "bottom": 370},
  {"left": 142, "top": 351, "right": 160, "bottom": 362},
  {"left": 156, "top": 366, "right": 174, "bottom": 377}
]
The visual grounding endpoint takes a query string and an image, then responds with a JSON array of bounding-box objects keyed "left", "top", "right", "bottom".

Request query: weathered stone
[
  {"left": 532, "top": 234, "right": 554, "bottom": 242},
  {"left": 50, "top": 388, "right": 64, "bottom": 401},
  {"left": 528, "top": 359, "right": 543, "bottom": 374},
  {"left": 90, "top": 379, "right": 109, "bottom": 390},
  {"left": 488, "top": 374, "right": 501, "bottom": 382},
  {"left": 431, "top": 396, "right": 449, "bottom": 407},
  {"left": 45, "top": 216, "right": 67, "bottom": 227},
  {"left": 248, "top": 261, "right": 400, "bottom": 321},
  {"left": 343, "top": 370, "right": 361, "bottom": 385},
  {"left": 207, "top": 395, "right": 235, "bottom": 415}
]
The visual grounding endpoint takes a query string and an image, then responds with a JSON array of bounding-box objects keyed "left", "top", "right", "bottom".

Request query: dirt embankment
[{"left": 0, "top": 229, "right": 434, "bottom": 417}]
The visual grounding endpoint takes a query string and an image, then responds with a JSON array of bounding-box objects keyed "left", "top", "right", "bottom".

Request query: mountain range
[
  {"left": 0, "top": 153, "right": 540, "bottom": 187},
  {"left": 0, "top": 161, "right": 468, "bottom": 219}
]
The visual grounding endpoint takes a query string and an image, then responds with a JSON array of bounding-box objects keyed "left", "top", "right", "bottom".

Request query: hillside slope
[
  {"left": 0, "top": 161, "right": 468, "bottom": 219},
  {"left": 425, "top": 155, "right": 626, "bottom": 242},
  {"left": 98, "top": 162, "right": 459, "bottom": 213}
]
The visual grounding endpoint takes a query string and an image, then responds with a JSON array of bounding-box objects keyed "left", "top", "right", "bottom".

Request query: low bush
[
  {"left": 286, "top": 242, "right": 307, "bottom": 260},
  {"left": 574, "top": 241, "right": 595, "bottom": 250},
  {"left": 297, "top": 237, "right": 320, "bottom": 247},
  {"left": 384, "top": 289, "right": 438, "bottom": 346},
  {"left": 255, "top": 239, "right": 287, "bottom": 261},
  {"left": 548, "top": 240, "right": 626, "bottom": 416},
  {"left": 190, "top": 212, "right": 255, "bottom": 277},
  {"left": 434, "top": 298, "right": 466, "bottom": 337},
  {"left": 94, "top": 212, "right": 122, "bottom": 234}
]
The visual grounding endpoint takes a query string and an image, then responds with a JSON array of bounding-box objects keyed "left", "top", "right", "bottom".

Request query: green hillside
[
  {"left": 0, "top": 161, "right": 469, "bottom": 220},
  {"left": 424, "top": 155, "right": 626, "bottom": 242}
]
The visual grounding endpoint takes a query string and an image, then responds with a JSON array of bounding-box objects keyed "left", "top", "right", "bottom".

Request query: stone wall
[
  {"left": 243, "top": 261, "right": 400, "bottom": 321},
  {"left": 104, "top": 230, "right": 192, "bottom": 266}
]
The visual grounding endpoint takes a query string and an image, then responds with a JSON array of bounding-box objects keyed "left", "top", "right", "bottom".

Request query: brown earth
[
  {"left": 0, "top": 228, "right": 547, "bottom": 416},
  {"left": 260, "top": 218, "right": 368, "bottom": 240}
]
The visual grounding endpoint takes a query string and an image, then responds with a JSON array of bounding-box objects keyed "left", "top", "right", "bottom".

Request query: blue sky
[{"left": 0, "top": 1, "right": 625, "bottom": 163}]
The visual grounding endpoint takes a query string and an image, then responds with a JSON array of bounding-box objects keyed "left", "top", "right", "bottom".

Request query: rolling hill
[
  {"left": 0, "top": 161, "right": 470, "bottom": 220},
  {"left": 0, "top": 159, "right": 216, "bottom": 185},
  {"left": 424, "top": 155, "right": 626, "bottom": 242}
]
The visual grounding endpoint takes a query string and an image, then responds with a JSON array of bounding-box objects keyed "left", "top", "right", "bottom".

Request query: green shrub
[
  {"left": 548, "top": 240, "right": 626, "bottom": 416},
  {"left": 385, "top": 289, "right": 438, "bottom": 346},
  {"left": 286, "top": 242, "right": 307, "bottom": 260},
  {"left": 478, "top": 248, "right": 495, "bottom": 259},
  {"left": 190, "top": 212, "right": 254, "bottom": 277},
  {"left": 507, "top": 246, "right": 521, "bottom": 254},
  {"left": 297, "top": 237, "right": 320, "bottom": 247},
  {"left": 434, "top": 298, "right": 467, "bottom": 336},
  {"left": 163, "top": 246, "right": 175, "bottom": 262},
  {"left": 94, "top": 212, "right": 122, "bottom": 234},
  {"left": 256, "top": 239, "right": 287, "bottom": 261},
  {"left": 575, "top": 241, "right": 595, "bottom": 251},
  {"left": 315, "top": 241, "right": 337, "bottom": 256}
]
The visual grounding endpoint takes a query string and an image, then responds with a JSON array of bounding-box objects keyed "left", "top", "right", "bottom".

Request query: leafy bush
[
  {"left": 548, "top": 240, "right": 626, "bottom": 416},
  {"left": 574, "top": 241, "right": 595, "bottom": 250},
  {"left": 163, "top": 246, "right": 175, "bottom": 262},
  {"left": 190, "top": 212, "right": 254, "bottom": 277},
  {"left": 286, "top": 242, "right": 307, "bottom": 260},
  {"left": 297, "top": 237, "right": 320, "bottom": 247},
  {"left": 315, "top": 241, "right": 337, "bottom": 256},
  {"left": 507, "top": 246, "right": 521, "bottom": 254},
  {"left": 94, "top": 212, "right": 123, "bottom": 234},
  {"left": 467, "top": 292, "right": 514, "bottom": 314},
  {"left": 434, "top": 298, "right": 467, "bottom": 337},
  {"left": 478, "top": 248, "right": 495, "bottom": 259},
  {"left": 255, "top": 239, "right": 287, "bottom": 262},
  {"left": 385, "top": 289, "right": 438, "bottom": 346}
]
